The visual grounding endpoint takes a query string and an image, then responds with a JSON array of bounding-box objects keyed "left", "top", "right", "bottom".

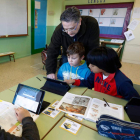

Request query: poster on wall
[
  {"left": 66, "top": 2, "right": 133, "bottom": 39},
  {"left": 89, "top": 9, "right": 100, "bottom": 17},
  {"left": 100, "top": 9, "right": 113, "bottom": 17},
  {"left": 110, "top": 18, "right": 124, "bottom": 27},
  {"left": 124, "top": 30, "right": 135, "bottom": 41},
  {"left": 112, "top": 8, "right": 127, "bottom": 17},
  {"left": 35, "top": 10, "right": 38, "bottom": 28},
  {"left": 99, "top": 18, "right": 110, "bottom": 26},
  {"left": 79, "top": 8, "right": 126, "bottom": 28},
  {"left": 79, "top": 9, "right": 88, "bottom": 15}
]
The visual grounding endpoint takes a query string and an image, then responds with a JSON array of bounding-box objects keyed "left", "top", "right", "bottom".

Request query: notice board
[
  {"left": 66, "top": 3, "right": 133, "bottom": 39},
  {"left": 0, "top": 0, "right": 28, "bottom": 38}
]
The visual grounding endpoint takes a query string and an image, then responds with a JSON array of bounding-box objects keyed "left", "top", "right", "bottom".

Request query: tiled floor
[{"left": 0, "top": 53, "right": 140, "bottom": 92}]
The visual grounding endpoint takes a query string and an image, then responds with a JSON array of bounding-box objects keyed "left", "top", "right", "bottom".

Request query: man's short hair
[
  {"left": 87, "top": 46, "right": 122, "bottom": 73},
  {"left": 66, "top": 42, "right": 85, "bottom": 58},
  {"left": 60, "top": 6, "right": 81, "bottom": 23}
]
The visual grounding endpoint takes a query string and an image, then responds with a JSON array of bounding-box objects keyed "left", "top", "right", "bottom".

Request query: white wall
[{"left": 122, "top": 0, "right": 140, "bottom": 64}]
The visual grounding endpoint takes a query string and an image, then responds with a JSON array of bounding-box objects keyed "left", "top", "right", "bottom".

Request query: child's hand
[
  {"left": 64, "top": 79, "right": 75, "bottom": 84},
  {"left": 14, "top": 107, "right": 31, "bottom": 122}
]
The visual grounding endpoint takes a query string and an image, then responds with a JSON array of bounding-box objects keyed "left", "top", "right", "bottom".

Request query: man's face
[
  {"left": 67, "top": 53, "right": 83, "bottom": 67},
  {"left": 62, "top": 19, "right": 81, "bottom": 37}
]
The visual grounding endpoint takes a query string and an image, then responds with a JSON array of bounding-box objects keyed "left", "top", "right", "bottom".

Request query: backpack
[{"left": 41, "top": 44, "right": 48, "bottom": 65}]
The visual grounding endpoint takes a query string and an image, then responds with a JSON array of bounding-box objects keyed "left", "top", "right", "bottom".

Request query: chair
[
  {"left": 116, "top": 45, "right": 123, "bottom": 58},
  {"left": 100, "top": 41, "right": 123, "bottom": 58}
]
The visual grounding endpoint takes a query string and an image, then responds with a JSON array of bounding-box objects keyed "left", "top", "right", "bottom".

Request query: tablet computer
[
  {"left": 41, "top": 77, "right": 70, "bottom": 96},
  {"left": 45, "top": 77, "right": 70, "bottom": 86},
  {"left": 12, "top": 84, "right": 46, "bottom": 115},
  {"left": 124, "top": 97, "right": 140, "bottom": 123}
]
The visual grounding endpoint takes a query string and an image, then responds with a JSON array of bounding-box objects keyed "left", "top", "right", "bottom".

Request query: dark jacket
[
  {"left": 46, "top": 16, "right": 100, "bottom": 74},
  {"left": 74, "top": 70, "right": 139, "bottom": 100},
  {"left": 0, "top": 117, "right": 40, "bottom": 140}
]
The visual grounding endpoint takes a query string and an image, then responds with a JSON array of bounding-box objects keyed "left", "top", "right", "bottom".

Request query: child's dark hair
[
  {"left": 87, "top": 46, "right": 122, "bottom": 73},
  {"left": 66, "top": 42, "right": 85, "bottom": 58}
]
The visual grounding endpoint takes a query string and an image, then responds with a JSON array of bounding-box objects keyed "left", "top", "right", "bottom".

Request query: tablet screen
[{"left": 12, "top": 84, "right": 45, "bottom": 114}]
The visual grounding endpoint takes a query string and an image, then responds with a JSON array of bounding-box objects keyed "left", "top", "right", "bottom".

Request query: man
[
  {"left": 0, "top": 107, "right": 40, "bottom": 140},
  {"left": 46, "top": 6, "right": 99, "bottom": 79}
]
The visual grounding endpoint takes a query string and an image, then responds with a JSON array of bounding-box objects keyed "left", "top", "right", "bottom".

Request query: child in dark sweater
[
  {"left": 65, "top": 46, "right": 139, "bottom": 100},
  {"left": 0, "top": 107, "right": 40, "bottom": 140}
]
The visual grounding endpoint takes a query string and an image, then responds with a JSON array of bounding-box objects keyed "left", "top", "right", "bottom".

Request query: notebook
[
  {"left": 41, "top": 77, "right": 70, "bottom": 96},
  {"left": 12, "top": 84, "right": 50, "bottom": 115}
]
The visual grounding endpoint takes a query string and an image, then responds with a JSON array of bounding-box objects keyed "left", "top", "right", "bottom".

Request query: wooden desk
[
  {"left": 0, "top": 52, "right": 15, "bottom": 62},
  {"left": 44, "top": 117, "right": 111, "bottom": 140},
  {"left": 65, "top": 89, "right": 129, "bottom": 131}
]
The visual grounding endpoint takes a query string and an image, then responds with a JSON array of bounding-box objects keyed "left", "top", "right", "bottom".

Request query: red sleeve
[{"left": 73, "top": 79, "right": 81, "bottom": 86}]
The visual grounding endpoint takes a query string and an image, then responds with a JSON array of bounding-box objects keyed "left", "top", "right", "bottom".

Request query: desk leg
[
  {"left": 12, "top": 54, "right": 15, "bottom": 62},
  {"left": 9, "top": 55, "right": 15, "bottom": 62},
  {"left": 9, "top": 55, "right": 11, "bottom": 61}
]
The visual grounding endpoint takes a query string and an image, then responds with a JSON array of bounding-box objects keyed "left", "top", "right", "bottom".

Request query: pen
[
  {"left": 36, "top": 77, "right": 41, "bottom": 81},
  {"left": 103, "top": 98, "right": 110, "bottom": 107}
]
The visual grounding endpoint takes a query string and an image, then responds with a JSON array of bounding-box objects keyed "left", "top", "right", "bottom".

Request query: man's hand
[
  {"left": 15, "top": 107, "right": 31, "bottom": 123},
  {"left": 47, "top": 73, "right": 56, "bottom": 79},
  {"left": 64, "top": 79, "right": 75, "bottom": 84}
]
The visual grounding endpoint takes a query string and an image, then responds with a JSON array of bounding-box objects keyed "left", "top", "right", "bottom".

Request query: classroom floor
[{"left": 0, "top": 53, "right": 140, "bottom": 92}]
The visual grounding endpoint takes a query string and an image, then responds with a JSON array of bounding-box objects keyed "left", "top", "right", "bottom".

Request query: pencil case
[{"left": 96, "top": 115, "right": 140, "bottom": 140}]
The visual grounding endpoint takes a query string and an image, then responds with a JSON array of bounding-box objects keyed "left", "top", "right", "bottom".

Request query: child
[
  {"left": 57, "top": 42, "right": 91, "bottom": 80},
  {"left": 65, "top": 46, "right": 139, "bottom": 100},
  {"left": 0, "top": 107, "right": 40, "bottom": 140}
]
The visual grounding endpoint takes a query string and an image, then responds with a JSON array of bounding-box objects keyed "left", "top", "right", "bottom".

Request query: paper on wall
[
  {"left": 127, "top": 19, "right": 140, "bottom": 30},
  {"left": 35, "top": 1, "right": 40, "bottom": 9},
  {"left": 124, "top": 30, "right": 135, "bottom": 41},
  {"left": 132, "top": 7, "right": 140, "bottom": 19}
]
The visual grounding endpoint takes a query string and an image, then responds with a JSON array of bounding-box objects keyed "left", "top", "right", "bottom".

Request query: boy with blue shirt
[{"left": 57, "top": 42, "right": 91, "bottom": 80}]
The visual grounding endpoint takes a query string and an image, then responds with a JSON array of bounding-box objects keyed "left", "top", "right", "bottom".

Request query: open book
[
  {"left": 55, "top": 92, "right": 124, "bottom": 122},
  {"left": 0, "top": 100, "right": 39, "bottom": 136}
]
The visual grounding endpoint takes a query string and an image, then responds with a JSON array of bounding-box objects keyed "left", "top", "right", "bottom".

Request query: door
[{"left": 31, "top": 0, "right": 47, "bottom": 54}]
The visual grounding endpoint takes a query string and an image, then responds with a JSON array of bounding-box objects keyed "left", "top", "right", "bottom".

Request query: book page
[
  {"left": 0, "top": 105, "right": 18, "bottom": 131},
  {"left": 86, "top": 98, "right": 124, "bottom": 122},
  {"left": 0, "top": 100, "right": 39, "bottom": 136},
  {"left": 56, "top": 92, "right": 92, "bottom": 117}
]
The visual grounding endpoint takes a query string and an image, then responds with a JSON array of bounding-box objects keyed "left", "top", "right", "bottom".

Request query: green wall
[
  {"left": 0, "top": 27, "right": 31, "bottom": 63},
  {"left": 46, "top": 26, "right": 56, "bottom": 45}
]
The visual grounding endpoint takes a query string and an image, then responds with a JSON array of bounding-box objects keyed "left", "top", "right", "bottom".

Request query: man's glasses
[{"left": 62, "top": 22, "right": 78, "bottom": 32}]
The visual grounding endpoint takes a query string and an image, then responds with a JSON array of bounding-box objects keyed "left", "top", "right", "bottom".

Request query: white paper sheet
[
  {"left": 80, "top": 9, "right": 88, "bottom": 16},
  {"left": 99, "top": 18, "right": 110, "bottom": 26},
  {"left": 112, "top": 8, "right": 127, "bottom": 18},
  {"left": 35, "top": 1, "right": 40, "bottom": 9},
  {"left": 128, "top": 19, "right": 140, "bottom": 30},
  {"left": 124, "top": 30, "right": 135, "bottom": 41},
  {"left": 89, "top": 9, "right": 100, "bottom": 17},
  {"left": 110, "top": 18, "right": 124, "bottom": 27},
  {"left": 132, "top": 7, "right": 140, "bottom": 19},
  {"left": 100, "top": 9, "right": 113, "bottom": 17},
  {"left": 111, "top": 39, "right": 124, "bottom": 43}
]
